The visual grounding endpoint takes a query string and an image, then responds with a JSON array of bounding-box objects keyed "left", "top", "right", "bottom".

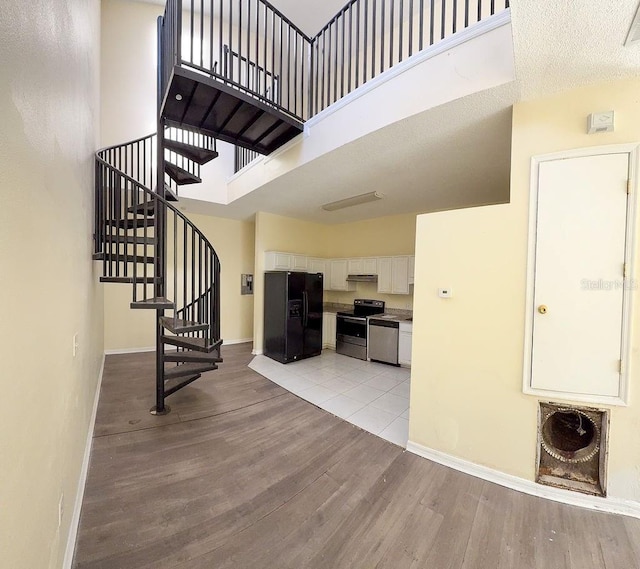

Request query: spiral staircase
[{"left": 94, "top": 0, "right": 509, "bottom": 414}]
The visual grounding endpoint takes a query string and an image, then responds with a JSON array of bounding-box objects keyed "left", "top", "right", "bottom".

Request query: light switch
[{"left": 438, "top": 288, "right": 453, "bottom": 298}]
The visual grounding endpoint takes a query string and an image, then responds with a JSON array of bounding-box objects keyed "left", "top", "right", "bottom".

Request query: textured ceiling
[{"left": 135, "top": 0, "right": 640, "bottom": 223}]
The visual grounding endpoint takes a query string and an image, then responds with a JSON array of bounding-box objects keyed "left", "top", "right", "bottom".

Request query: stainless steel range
[{"left": 336, "top": 299, "right": 385, "bottom": 360}]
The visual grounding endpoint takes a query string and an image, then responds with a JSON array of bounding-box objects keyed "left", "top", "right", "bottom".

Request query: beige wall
[
  {"left": 104, "top": 214, "right": 256, "bottom": 350},
  {"left": 101, "top": 0, "right": 160, "bottom": 146},
  {"left": 101, "top": 0, "right": 253, "bottom": 350},
  {"left": 253, "top": 211, "right": 417, "bottom": 352},
  {"left": 323, "top": 213, "right": 417, "bottom": 310},
  {"left": 410, "top": 78, "right": 640, "bottom": 503},
  {"left": 101, "top": 0, "right": 234, "bottom": 202},
  {"left": 0, "top": 1, "right": 103, "bottom": 567}
]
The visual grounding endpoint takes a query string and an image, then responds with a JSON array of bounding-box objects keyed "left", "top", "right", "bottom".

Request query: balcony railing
[
  {"left": 311, "top": 0, "right": 510, "bottom": 115},
  {"left": 160, "top": 0, "right": 311, "bottom": 122},
  {"left": 160, "top": 0, "right": 510, "bottom": 151}
]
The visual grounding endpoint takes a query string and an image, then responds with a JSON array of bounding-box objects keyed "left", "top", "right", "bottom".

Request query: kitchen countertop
[
  {"left": 368, "top": 313, "right": 413, "bottom": 323},
  {"left": 322, "top": 303, "right": 352, "bottom": 314},
  {"left": 322, "top": 303, "right": 412, "bottom": 321}
]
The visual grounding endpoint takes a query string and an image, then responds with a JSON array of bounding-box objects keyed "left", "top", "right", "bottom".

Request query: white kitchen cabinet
[
  {"left": 347, "top": 258, "right": 363, "bottom": 274},
  {"left": 392, "top": 256, "right": 410, "bottom": 294},
  {"left": 265, "top": 251, "right": 308, "bottom": 272},
  {"left": 309, "top": 258, "right": 331, "bottom": 290},
  {"left": 329, "top": 259, "right": 356, "bottom": 291},
  {"left": 363, "top": 257, "right": 378, "bottom": 274},
  {"left": 377, "top": 257, "right": 392, "bottom": 293},
  {"left": 265, "top": 251, "right": 292, "bottom": 270},
  {"left": 399, "top": 322, "right": 413, "bottom": 366},
  {"left": 377, "top": 256, "right": 410, "bottom": 294},
  {"left": 347, "top": 257, "right": 378, "bottom": 274},
  {"left": 291, "top": 254, "right": 308, "bottom": 272},
  {"left": 408, "top": 256, "right": 415, "bottom": 285},
  {"left": 322, "top": 312, "right": 337, "bottom": 349}
]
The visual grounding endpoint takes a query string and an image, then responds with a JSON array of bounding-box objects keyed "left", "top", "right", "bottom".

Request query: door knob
[{"left": 538, "top": 305, "right": 548, "bottom": 315}]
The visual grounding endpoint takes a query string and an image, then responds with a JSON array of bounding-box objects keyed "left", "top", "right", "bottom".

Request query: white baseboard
[
  {"left": 225, "top": 338, "right": 252, "bottom": 346},
  {"left": 252, "top": 349, "right": 264, "bottom": 356},
  {"left": 406, "top": 441, "right": 640, "bottom": 520},
  {"left": 104, "top": 346, "right": 157, "bottom": 355},
  {"left": 63, "top": 353, "right": 106, "bottom": 568},
  {"left": 104, "top": 338, "right": 252, "bottom": 355}
]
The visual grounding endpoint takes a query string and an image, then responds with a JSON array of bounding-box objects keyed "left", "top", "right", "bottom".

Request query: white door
[{"left": 529, "top": 152, "right": 630, "bottom": 398}]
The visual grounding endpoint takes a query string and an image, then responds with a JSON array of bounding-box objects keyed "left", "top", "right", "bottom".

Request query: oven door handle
[{"left": 339, "top": 316, "right": 366, "bottom": 325}]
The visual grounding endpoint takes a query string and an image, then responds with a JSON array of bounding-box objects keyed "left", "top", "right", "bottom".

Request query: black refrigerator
[{"left": 264, "top": 271, "right": 323, "bottom": 364}]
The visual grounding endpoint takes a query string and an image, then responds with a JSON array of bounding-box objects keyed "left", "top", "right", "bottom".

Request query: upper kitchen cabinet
[
  {"left": 309, "top": 258, "right": 331, "bottom": 291},
  {"left": 408, "top": 256, "right": 415, "bottom": 285},
  {"left": 347, "top": 257, "right": 378, "bottom": 274},
  {"left": 265, "top": 251, "right": 292, "bottom": 271},
  {"left": 377, "top": 257, "right": 393, "bottom": 293},
  {"left": 265, "top": 251, "right": 308, "bottom": 272},
  {"left": 291, "top": 254, "right": 308, "bottom": 272},
  {"left": 378, "top": 256, "right": 411, "bottom": 294},
  {"left": 329, "top": 259, "right": 356, "bottom": 291}
]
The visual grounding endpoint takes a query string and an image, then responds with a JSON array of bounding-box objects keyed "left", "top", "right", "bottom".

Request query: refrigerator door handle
[{"left": 303, "top": 291, "right": 309, "bottom": 327}]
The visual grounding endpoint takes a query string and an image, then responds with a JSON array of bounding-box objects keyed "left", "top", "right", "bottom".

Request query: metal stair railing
[
  {"left": 158, "top": 0, "right": 511, "bottom": 128},
  {"left": 94, "top": 138, "right": 222, "bottom": 381}
]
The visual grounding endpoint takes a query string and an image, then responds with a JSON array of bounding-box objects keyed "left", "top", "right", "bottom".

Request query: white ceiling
[{"left": 136, "top": 0, "right": 640, "bottom": 223}]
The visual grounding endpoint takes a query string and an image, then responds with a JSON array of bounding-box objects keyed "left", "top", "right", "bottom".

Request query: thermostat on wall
[{"left": 438, "top": 288, "right": 453, "bottom": 298}]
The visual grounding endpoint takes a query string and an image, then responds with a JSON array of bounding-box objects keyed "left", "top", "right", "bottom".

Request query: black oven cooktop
[{"left": 337, "top": 299, "right": 385, "bottom": 319}]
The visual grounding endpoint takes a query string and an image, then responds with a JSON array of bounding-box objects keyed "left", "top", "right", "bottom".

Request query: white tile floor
[{"left": 249, "top": 350, "right": 410, "bottom": 447}]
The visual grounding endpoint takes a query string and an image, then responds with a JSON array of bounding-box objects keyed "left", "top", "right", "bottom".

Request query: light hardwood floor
[{"left": 73, "top": 344, "right": 640, "bottom": 568}]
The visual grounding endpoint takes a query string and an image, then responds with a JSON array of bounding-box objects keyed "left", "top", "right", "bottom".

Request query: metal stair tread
[
  {"left": 164, "top": 351, "right": 223, "bottom": 364},
  {"left": 164, "top": 138, "right": 219, "bottom": 165},
  {"left": 164, "top": 362, "right": 218, "bottom": 380},
  {"left": 162, "top": 183, "right": 179, "bottom": 202},
  {"left": 98, "top": 235, "right": 155, "bottom": 245},
  {"left": 93, "top": 253, "right": 155, "bottom": 264},
  {"left": 165, "top": 161, "right": 202, "bottom": 185},
  {"left": 107, "top": 218, "right": 156, "bottom": 229},
  {"left": 100, "top": 276, "right": 161, "bottom": 284},
  {"left": 93, "top": 252, "right": 155, "bottom": 263},
  {"left": 159, "top": 316, "right": 209, "bottom": 334},
  {"left": 127, "top": 201, "right": 156, "bottom": 215},
  {"left": 162, "top": 335, "right": 223, "bottom": 353},
  {"left": 131, "top": 297, "right": 175, "bottom": 309}
]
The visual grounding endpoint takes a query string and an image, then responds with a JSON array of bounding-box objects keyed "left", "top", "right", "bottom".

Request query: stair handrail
[
  {"left": 159, "top": 0, "right": 511, "bottom": 125},
  {"left": 95, "top": 136, "right": 222, "bottom": 342},
  {"left": 159, "top": 0, "right": 311, "bottom": 122}
]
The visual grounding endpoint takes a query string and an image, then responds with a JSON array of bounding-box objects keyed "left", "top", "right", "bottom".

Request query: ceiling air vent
[{"left": 625, "top": 2, "right": 640, "bottom": 46}]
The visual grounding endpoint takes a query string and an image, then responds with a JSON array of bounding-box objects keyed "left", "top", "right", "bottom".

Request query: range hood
[{"left": 346, "top": 274, "right": 378, "bottom": 283}]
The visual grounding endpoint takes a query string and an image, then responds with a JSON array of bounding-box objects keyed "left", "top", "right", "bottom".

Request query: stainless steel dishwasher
[{"left": 368, "top": 317, "right": 400, "bottom": 365}]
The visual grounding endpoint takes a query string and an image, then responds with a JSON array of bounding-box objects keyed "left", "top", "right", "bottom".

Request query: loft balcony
[{"left": 157, "top": 0, "right": 510, "bottom": 157}]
